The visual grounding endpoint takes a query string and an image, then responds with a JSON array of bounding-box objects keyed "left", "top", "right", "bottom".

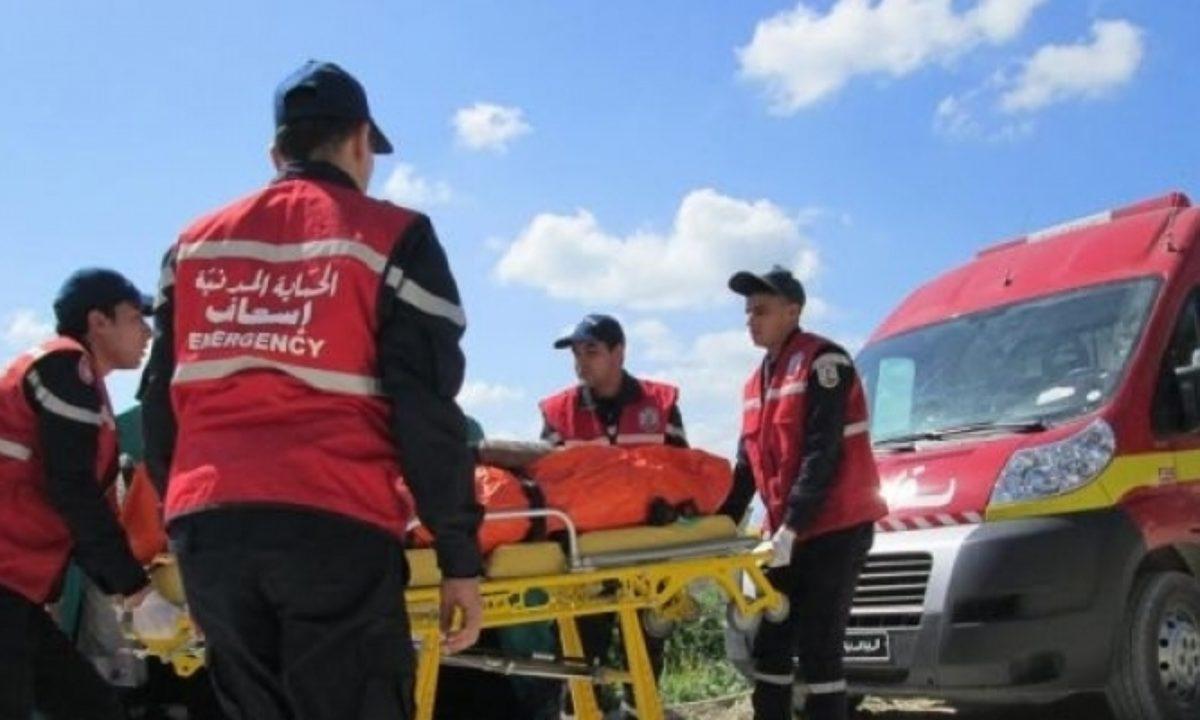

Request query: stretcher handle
[
  {"left": 408, "top": 507, "right": 583, "bottom": 568},
  {"left": 482, "top": 508, "right": 581, "bottom": 568}
]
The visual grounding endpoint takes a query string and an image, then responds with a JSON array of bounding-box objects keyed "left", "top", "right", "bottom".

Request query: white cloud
[
  {"left": 380, "top": 163, "right": 452, "bottom": 208},
  {"left": 2, "top": 309, "right": 53, "bottom": 351},
  {"left": 458, "top": 380, "right": 526, "bottom": 412},
  {"left": 649, "top": 329, "right": 759, "bottom": 403},
  {"left": 643, "top": 329, "right": 761, "bottom": 455},
  {"left": 935, "top": 18, "right": 1143, "bottom": 140},
  {"left": 627, "top": 319, "right": 683, "bottom": 363},
  {"left": 453, "top": 102, "right": 531, "bottom": 152},
  {"left": 493, "top": 188, "right": 820, "bottom": 311},
  {"left": 934, "top": 82, "right": 1034, "bottom": 141},
  {"left": 737, "top": 0, "right": 1045, "bottom": 113},
  {"left": 1000, "top": 20, "right": 1144, "bottom": 113},
  {"left": 457, "top": 381, "right": 538, "bottom": 441}
]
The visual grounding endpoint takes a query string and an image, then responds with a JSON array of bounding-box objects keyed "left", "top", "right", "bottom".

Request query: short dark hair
[
  {"left": 274, "top": 116, "right": 363, "bottom": 162},
  {"left": 56, "top": 305, "right": 117, "bottom": 341}
]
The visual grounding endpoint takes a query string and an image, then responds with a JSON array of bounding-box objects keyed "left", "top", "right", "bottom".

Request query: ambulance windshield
[{"left": 859, "top": 278, "right": 1159, "bottom": 443}]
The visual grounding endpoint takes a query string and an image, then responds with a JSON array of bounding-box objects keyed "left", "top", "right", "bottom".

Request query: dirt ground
[{"left": 666, "top": 694, "right": 1110, "bottom": 720}]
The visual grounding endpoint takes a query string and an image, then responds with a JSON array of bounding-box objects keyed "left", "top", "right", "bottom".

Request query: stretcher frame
[{"left": 131, "top": 508, "right": 785, "bottom": 720}]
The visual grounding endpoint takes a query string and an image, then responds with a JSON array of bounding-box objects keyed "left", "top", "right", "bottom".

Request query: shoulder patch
[{"left": 816, "top": 361, "right": 840, "bottom": 389}]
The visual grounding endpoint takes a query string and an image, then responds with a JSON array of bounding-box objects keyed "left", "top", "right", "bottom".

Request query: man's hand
[
  {"left": 768, "top": 526, "right": 797, "bottom": 568},
  {"left": 439, "top": 577, "right": 482, "bottom": 654},
  {"left": 121, "top": 584, "right": 152, "bottom": 612}
]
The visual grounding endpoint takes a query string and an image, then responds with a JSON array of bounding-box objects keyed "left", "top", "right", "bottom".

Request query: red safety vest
[
  {"left": 540, "top": 379, "right": 679, "bottom": 447},
  {"left": 741, "top": 331, "right": 885, "bottom": 538},
  {"left": 0, "top": 337, "right": 118, "bottom": 603},
  {"left": 165, "top": 176, "right": 421, "bottom": 537}
]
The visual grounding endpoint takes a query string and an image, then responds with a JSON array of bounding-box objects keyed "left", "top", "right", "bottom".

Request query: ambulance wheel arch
[{"left": 1107, "top": 568, "right": 1200, "bottom": 720}]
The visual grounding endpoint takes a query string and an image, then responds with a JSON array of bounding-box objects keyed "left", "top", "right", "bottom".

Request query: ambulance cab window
[
  {"left": 1153, "top": 291, "right": 1200, "bottom": 435},
  {"left": 858, "top": 278, "right": 1159, "bottom": 442}
]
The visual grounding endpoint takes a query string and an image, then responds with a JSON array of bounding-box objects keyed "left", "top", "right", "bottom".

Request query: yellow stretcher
[{"left": 132, "top": 510, "right": 785, "bottom": 720}]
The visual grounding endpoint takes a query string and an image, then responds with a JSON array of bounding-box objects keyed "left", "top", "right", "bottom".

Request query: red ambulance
[{"left": 846, "top": 192, "right": 1200, "bottom": 719}]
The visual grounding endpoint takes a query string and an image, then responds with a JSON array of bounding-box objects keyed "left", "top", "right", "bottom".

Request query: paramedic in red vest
[
  {"left": 539, "top": 314, "right": 687, "bottom": 449},
  {"left": 539, "top": 313, "right": 686, "bottom": 717},
  {"left": 138, "top": 60, "right": 483, "bottom": 720},
  {"left": 723, "top": 266, "right": 886, "bottom": 720},
  {"left": 0, "top": 269, "right": 153, "bottom": 720}
]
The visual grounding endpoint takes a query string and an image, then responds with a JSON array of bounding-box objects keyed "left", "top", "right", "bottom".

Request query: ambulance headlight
[{"left": 991, "top": 419, "right": 1115, "bottom": 505}]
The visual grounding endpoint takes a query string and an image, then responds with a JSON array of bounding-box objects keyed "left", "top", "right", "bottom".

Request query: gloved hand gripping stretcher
[{"left": 124, "top": 443, "right": 787, "bottom": 720}]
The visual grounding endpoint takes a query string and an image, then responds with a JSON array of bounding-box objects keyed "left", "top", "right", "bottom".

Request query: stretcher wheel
[
  {"left": 764, "top": 594, "right": 790, "bottom": 624},
  {"left": 641, "top": 609, "right": 676, "bottom": 639},
  {"left": 727, "top": 602, "right": 760, "bottom": 634}
]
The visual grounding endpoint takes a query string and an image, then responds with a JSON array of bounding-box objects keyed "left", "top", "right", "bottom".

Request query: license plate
[{"left": 844, "top": 631, "right": 890, "bottom": 661}]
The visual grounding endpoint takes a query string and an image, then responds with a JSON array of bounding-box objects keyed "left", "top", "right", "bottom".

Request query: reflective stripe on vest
[
  {"left": 844, "top": 420, "right": 870, "bottom": 438},
  {"left": 384, "top": 268, "right": 466, "bottom": 327},
  {"left": 173, "top": 356, "right": 383, "bottom": 397},
  {"left": 739, "top": 381, "right": 864, "bottom": 439},
  {"left": 176, "top": 237, "right": 389, "bottom": 272},
  {"left": 25, "top": 370, "right": 113, "bottom": 427},
  {"left": 615, "top": 433, "right": 666, "bottom": 445},
  {"left": 562, "top": 437, "right": 611, "bottom": 448},
  {"left": 563, "top": 432, "right": 667, "bottom": 447},
  {"left": 0, "top": 437, "right": 32, "bottom": 461},
  {"left": 744, "top": 380, "right": 807, "bottom": 411}
]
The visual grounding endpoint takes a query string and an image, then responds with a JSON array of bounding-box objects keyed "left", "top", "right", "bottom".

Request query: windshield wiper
[
  {"left": 875, "top": 430, "right": 945, "bottom": 446},
  {"left": 933, "top": 419, "right": 1049, "bottom": 437},
  {"left": 875, "top": 419, "right": 1048, "bottom": 449}
]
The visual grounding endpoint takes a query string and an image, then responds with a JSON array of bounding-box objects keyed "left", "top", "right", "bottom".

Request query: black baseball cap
[
  {"left": 553, "top": 314, "right": 625, "bottom": 349},
  {"left": 274, "top": 60, "right": 393, "bottom": 154},
  {"left": 728, "top": 265, "right": 806, "bottom": 305},
  {"left": 53, "top": 268, "right": 153, "bottom": 328}
]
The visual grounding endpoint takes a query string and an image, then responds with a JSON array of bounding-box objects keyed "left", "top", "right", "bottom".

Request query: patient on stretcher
[{"left": 405, "top": 442, "right": 736, "bottom": 585}]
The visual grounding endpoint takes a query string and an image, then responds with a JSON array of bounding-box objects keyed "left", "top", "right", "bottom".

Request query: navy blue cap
[
  {"left": 274, "top": 60, "right": 393, "bottom": 154},
  {"left": 553, "top": 314, "right": 625, "bottom": 349},
  {"left": 729, "top": 265, "right": 806, "bottom": 305},
  {"left": 53, "top": 269, "right": 153, "bottom": 328}
]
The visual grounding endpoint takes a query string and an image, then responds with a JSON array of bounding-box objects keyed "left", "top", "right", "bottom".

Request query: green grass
[{"left": 659, "top": 585, "right": 751, "bottom": 704}]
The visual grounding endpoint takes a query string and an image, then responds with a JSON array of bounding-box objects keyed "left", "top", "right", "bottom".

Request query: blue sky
[{"left": 2, "top": 1, "right": 1197, "bottom": 454}]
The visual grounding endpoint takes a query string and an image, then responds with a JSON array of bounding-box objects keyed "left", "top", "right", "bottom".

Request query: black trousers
[
  {"left": 171, "top": 508, "right": 415, "bottom": 720},
  {"left": 751, "top": 522, "right": 873, "bottom": 720},
  {"left": 0, "top": 582, "right": 126, "bottom": 720}
]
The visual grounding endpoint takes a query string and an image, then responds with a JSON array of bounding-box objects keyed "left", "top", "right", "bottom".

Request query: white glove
[
  {"left": 768, "top": 526, "right": 797, "bottom": 568},
  {"left": 128, "top": 590, "right": 183, "bottom": 641}
]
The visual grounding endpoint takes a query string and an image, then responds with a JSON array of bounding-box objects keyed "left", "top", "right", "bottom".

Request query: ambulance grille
[{"left": 848, "top": 552, "right": 931, "bottom": 629}]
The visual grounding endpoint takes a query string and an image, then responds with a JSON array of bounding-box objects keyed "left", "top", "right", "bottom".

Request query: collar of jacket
[
  {"left": 273, "top": 160, "right": 360, "bottom": 191},
  {"left": 762, "top": 326, "right": 805, "bottom": 378},
  {"left": 579, "top": 371, "right": 643, "bottom": 411}
]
